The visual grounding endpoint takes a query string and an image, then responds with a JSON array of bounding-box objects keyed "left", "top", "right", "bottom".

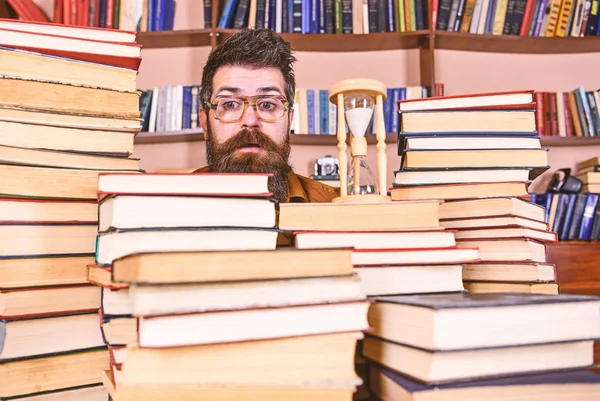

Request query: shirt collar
[{"left": 286, "top": 171, "right": 308, "bottom": 203}]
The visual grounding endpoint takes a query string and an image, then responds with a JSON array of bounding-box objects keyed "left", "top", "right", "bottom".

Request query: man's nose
[{"left": 240, "top": 104, "right": 260, "bottom": 127}]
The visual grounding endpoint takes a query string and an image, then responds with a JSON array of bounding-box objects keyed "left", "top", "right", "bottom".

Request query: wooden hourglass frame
[{"left": 328, "top": 78, "right": 391, "bottom": 203}]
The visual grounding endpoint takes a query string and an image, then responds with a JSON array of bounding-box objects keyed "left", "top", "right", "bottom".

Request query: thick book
[
  {"left": 98, "top": 195, "right": 276, "bottom": 232},
  {"left": 369, "top": 363, "right": 600, "bottom": 401},
  {"left": 397, "top": 89, "right": 535, "bottom": 112},
  {"left": 399, "top": 109, "right": 537, "bottom": 133},
  {"left": 0, "top": 312, "right": 104, "bottom": 362},
  {"left": 0, "top": 46, "right": 138, "bottom": 92},
  {"left": 0, "top": 284, "right": 100, "bottom": 319},
  {"left": 111, "top": 247, "right": 354, "bottom": 284},
  {"left": 363, "top": 334, "right": 593, "bottom": 384},
  {"left": 367, "top": 292, "right": 600, "bottom": 352},
  {"left": 0, "top": 349, "right": 109, "bottom": 398},
  {"left": 390, "top": 181, "right": 530, "bottom": 201},
  {"left": 0, "top": 17, "right": 137, "bottom": 43},
  {"left": 279, "top": 201, "right": 442, "bottom": 231},
  {"left": 97, "top": 172, "right": 273, "bottom": 198},
  {"left": 0, "top": 25, "right": 141, "bottom": 70},
  {"left": 95, "top": 227, "right": 281, "bottom": 266}
]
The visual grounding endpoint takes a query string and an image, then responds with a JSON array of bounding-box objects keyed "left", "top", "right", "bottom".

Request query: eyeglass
[{"left": 206, "top": 96, "right": 289, "bottom": 123}]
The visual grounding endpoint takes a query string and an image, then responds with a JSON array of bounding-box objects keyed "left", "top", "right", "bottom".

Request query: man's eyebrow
[
  {"left": 214, "top": 86, "right": 283, "bottom": 96},
  {"left": 214, "top": 86, "right": 241, "bottom": 95},
  {"left": 257, "top": 86, "right": 283, "bottom": 94}
]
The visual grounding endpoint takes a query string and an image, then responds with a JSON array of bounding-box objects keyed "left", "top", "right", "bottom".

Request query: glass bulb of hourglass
[
  {"left": 343, "top": 94, "right": 378, "bottom": 195},
  {"left": 344, "top": 94, "right": 374, "bottom": 138}
]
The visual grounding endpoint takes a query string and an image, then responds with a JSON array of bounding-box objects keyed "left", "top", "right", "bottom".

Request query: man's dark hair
[{"left": 200, "top": 29, "right": 297, "bottom": 109}]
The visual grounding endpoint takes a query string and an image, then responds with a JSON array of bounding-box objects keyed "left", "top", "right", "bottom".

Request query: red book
[
  {"left": 0, "top": 26, "right": 142, "bottom": 70},
  {"left": 0, "top": 17, "right": 137, "bottom": 43}
]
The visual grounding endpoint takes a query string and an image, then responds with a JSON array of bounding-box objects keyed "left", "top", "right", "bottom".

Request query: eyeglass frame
[{"left": 205, "top": 95, "right": 291, "bottom": 123}]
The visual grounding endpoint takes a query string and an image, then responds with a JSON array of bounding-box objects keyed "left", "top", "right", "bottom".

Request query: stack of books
[
  {"left": 392, "top": 90, "right": 560, "bottom": 295},
  {"left": 0, "top": 18, "right": 143, "bottom": 400},
  {"left": 279, "top": 200, "right": 481, "bottom": 399},
  {"left": 90, "top": 172, "right": 370, "bottom": 400},
  {"left": 366, "top": 292, "right": 600, "bottom": 401}
]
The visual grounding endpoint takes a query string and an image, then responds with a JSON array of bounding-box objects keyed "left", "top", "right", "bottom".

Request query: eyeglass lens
[{"left": 216, "top": 98, "right": 285, "bottom": 121}]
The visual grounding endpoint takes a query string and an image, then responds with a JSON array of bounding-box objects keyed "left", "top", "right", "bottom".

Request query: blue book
[
  {"left": 182, "top": 86, "right": 193, "bottom": 130},
  {"left": 390, "top": 88, "right": 401, "bottom": 134},
  {"left": 218, "top": 0, "right": 240, "bottom": 28},
  {"left": 558, "top": 193, "right": 577, "bottom": 241},
  {"left": 302, "top": 0, "right": 311, "bottom": 33},
  {"left": 579, "top": 193, "right": 600, "bottom": 240}
]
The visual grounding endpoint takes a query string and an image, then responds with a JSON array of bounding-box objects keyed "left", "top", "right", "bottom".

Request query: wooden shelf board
[
  {"left": 135, "top": 28, "right": 600, "bottom": 53},
  {"left": 540, "top": 136, "right": 600, "bottom": 147},
  {"left": 217, "top": 29, "right": 428, "bottom": 51},
  {"left": 291, "top": 133, "right": 397, "bottom": 145},
  {"left": 434, "top": 31, "right": 600, "bottom": 54},
  {"left": 136, "top": 132, "right": 600, "bottom": 146},
  {"left": 135, "top": 129, "right": 205, "bottom": 144},
  {"left": 138, "top": 29, "right": 213, "bottom": 49},
  {"left": 135, "top": 131, "right": 397, "bottom": 145}
]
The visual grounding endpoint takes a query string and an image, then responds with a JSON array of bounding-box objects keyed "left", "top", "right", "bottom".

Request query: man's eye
[
  {"left": 258, "top": 101, "right": 276, "bottom": 111},
  {"left": 222, "top": 101, "right": 241, "bottom": 110}
]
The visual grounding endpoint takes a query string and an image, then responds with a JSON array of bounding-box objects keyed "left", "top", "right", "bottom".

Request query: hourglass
[{"left": 328, "top": 78, "right": 391, "bottom": 203}]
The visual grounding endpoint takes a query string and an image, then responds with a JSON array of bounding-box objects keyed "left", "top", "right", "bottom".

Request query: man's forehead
[{"left": 212, "top": 65, "right": 285, "bottom": 95}]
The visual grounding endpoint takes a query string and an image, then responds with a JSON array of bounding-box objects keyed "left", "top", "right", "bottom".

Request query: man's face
[{"left": 200, "top": 65, "right": 295, "bottom": 201}]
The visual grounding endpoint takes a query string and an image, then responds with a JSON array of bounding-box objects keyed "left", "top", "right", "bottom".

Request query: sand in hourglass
[{"left": 345, "top": 107, "right": 374, "bottom": 138}]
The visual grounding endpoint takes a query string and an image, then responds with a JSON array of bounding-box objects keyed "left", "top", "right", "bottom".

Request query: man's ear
[{"left": 200, "top": 108, "right": 208, "bottom": 133}]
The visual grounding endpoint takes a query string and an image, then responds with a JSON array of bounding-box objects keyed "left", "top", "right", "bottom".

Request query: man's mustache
[{"left": 222, "top": 128, "right": 279, "bottom": 152}]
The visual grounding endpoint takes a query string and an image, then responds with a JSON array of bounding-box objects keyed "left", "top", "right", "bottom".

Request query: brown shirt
[{"left": 193, "top": 166, "right": 339, "bottom": 203}]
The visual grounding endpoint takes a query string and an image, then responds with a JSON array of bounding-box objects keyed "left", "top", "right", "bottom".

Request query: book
[
  {"left": 98, "top": 195, "right": 276, "bottom": 231},
  {"left": 367, "top": 292, "right": 600, "bottom": 351},
  {"left": 0, "top": 284, "right": 100, "bottom": 318},
  {"left": 111, "top": 248, "right": 354, "bottom": 284},
  {"left": 279, "top": 201, "right": 441, "bottom": 231},
  {"left": 398, "top": 90, "right": 535, "bottom": 112},
  {"left": 369, "top": 363, "right": 600, "bottom": 401},
  {"left": 137, "top": 301, "right": 370, "bottom": 347},
  {"left": 0, "top": 17, "right": 137, "bottom": 42},
  {"left": 97, "top": 172, "right": 272, "bottom": 197},
  {"left": 0, "top": 313, "right": 104, "bottom": 361},
  {"left": 0, "top": 349, "right": 109, "bottom": 398},
  {"left": 363, "top": 334, "right": 593, "bottom": 384}
]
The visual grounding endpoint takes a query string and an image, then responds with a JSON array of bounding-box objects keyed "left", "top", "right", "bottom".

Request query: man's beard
[{"left": 205, "top": 123, "right": 293, "bottom": 203}]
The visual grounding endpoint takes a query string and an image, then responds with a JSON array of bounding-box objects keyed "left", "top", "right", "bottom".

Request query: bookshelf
[{"left": 137, "top": 29, "right": 600, "bottom": 55}]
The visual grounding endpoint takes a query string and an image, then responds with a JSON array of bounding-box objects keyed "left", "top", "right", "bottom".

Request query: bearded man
[{"left": 196, "top": 28, "right": 338, "bottom": 203}]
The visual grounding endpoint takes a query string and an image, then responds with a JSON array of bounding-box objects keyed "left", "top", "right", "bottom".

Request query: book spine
[
  {"left": 568, "top": 193, "right": 588, "bottom": 240},
  {"left": 292, "top": 0, "right": 303, "bottom": 32},
  {"left": 319, "top": 90, "right": 329, "bottom": 134},
  {"left": 307, "top": 90, "right": 315, "bottom": 134},
  {"left": 342, "top": 0, "right": 354, "bottom": 31},
  {"left": 368, "top": 0, "right": 377, "bottom": 32},
  {"left": 204, "top": 0, "right": 212, "bottom": 28},
  {"left": 233, "top": 0, "right": 251, "bottom": 27},
  {"left": 324, "top": 0, "right": 335, "bottom": 32},
  {"left": 182, "top": 86, "right": 192, "bottom": 130},
  {"left": 436, "top": 0, "right": 452, "bottom": 29},
  {"left": 579, "top": 193, "right": 600, "bottom": 240},
  {"left": 585, "top": 0, "right": 599, "bottom": 34}
]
